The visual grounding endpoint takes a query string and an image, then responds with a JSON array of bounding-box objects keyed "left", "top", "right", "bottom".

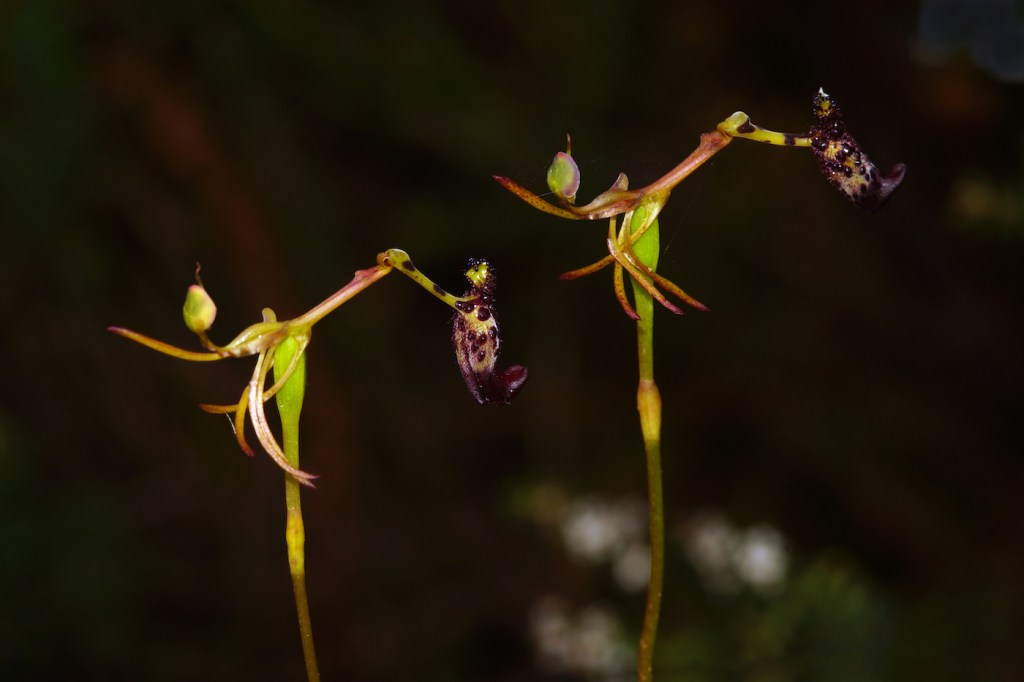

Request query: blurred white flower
[
  {"left": 733, "top": 525, "right": 788, "bottom": 595},
  {"left": 680, "top": 511, "right": 788, "bottom": 595},
  {"left": 683, "top": 512, "right": 741, "bottom": 594},
  {"left": 561, "top": 497, "right": 645, "bottom": 564},
  {"left": 528, "top": 596, "right": 633, "bottom": 680}
]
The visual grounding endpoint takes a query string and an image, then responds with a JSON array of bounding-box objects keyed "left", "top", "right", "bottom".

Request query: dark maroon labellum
[
  {"left": 452, "top": 259, "right": 528, "bottom": 405},
  {"left": 809, "top": 89, "right": 906, "bottom": 212}
]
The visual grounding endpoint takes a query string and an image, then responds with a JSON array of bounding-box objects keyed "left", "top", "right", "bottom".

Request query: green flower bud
[
  {"left": 183, "top": 284, "right": 217, "bottom": 334},
  {"left": 547, "top": 150, "right": 580, "bottom": 203}
]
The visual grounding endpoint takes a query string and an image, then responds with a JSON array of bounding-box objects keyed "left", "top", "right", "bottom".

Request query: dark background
[{"left": 2, "top": 1, "right": 1023, "bottom": 680}]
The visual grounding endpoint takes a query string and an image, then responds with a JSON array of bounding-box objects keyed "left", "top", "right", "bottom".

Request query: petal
[
  {"left": 247, "top": 350, "right": 319, "bottom": 486},
  {"left": 108, "top": 327, "right": 225, "bottom": 361}
]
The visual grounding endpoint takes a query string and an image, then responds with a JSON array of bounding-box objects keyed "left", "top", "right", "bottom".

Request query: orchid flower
[
  {"left": 109, "top": 251, "right": 527, "bottom": 486},
  {"left": 493, "top": 89, "right": 904, "bottom": 682},
  {"left": 109, "top": 263, "right": 389, "bottom": 486},
  {"left": 110, "top": 250, "right": 527, "bottom": 682},
  {"left": 494, "top": 89, "right": 906, "bottom": 321}
]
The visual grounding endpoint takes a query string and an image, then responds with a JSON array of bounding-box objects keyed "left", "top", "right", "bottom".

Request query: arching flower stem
[{"left": 289, "top": 264, "right": 392, "bottom": 328}]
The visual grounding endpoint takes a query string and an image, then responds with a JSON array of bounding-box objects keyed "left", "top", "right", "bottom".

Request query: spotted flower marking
[
  {"left": 378, "top": 249, "right": 528, "bottom": 405},
  {"left": 809, "top": 88, "right": 906, "bottom": 212},
  {"left": 452, "top": 260, "right": 528, "bottom": 405}
]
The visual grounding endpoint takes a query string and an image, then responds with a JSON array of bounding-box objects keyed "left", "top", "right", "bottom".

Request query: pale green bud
[
  {"left": 183, "top": 284, "right": 217, "bottom": 334},
  {"left": 547, "top": 151, "right": 580, "bottom": 203}
]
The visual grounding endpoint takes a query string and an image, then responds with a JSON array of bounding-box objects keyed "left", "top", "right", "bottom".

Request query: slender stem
[
  {"left": 636, "top": 363, "right": 664, "bottom": 682},
  {"left": 378, "top": 248, "right": 477, "bottom": 309},
  {"left": 291, "top": 264, "right": 392, "bottom": 328},
  {"left": 716, "top": 111, "right": 812, "bottom": 147},
  {"left": 628, "top": 207, "right": 666, "bottom": 682},
  {"left": 274, "top": 338, "right": 320, "bottom": 682},
  {"left": 642, "top": 130, "right": 731, "bottom": 197}
]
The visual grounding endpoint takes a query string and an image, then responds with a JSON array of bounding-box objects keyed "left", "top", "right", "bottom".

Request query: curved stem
[
  {"left": 628, "top": 208, "right": 665, "bottom": 682},
  {"left": 378, "top": 248, "right": 479, "bottom": 309},
  {"left": 642, "top": 130, "right": 731, "bottom": 196},
  {"left": 291, "top": 264, "right": 392, "bottom": 328},
  {"left": 716, "top": 111, "right": 812, "bottom": 147},
  {"left": 274, "top": 338, "right": 320, "bottom": 682}
]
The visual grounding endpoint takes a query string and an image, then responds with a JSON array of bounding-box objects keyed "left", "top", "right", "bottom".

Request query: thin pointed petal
[
  {"left": 561, "top": 218, "right": 619, "bottom": 280},
  {"left": 608, "top": 237, "right": 684, "bottom": 316},
  {"left": 259, "top": 334, "right": 310, "bottom": 402},
  {"left": 247, "top": 351, "right": 318, "bottom": 486},
  {"left": 644, "top": 269, "right": 709, "bottom": 311},
  {"left": 494, "top": 172, "right": 642, "bottom": 221},
  {"left": 571, "top": 186, "right": 642, "bottom": 219},
  {"left": 613, "top": 261, "right": 641, "bottom": 320},
  {"left": 197, "top": 388, "right": 254, "bottom": 456},
  {"left": 608, "top": 172, "right": 629, "bottom": 191},
  {"left": 559, "top": 254, "right": 614, "bottom": 280},
  {"left": 492, "top": 175, "right": 582, "bottom": 220},
  {"left": 233, "top": 388, "right": 255, "bottom": 457},
  {"left": 108, "top": 327, "right": 225, "bottom": 361},
  {"left": 607, "top": 219, "right": 641, "bottom": 319},
  {"left": 623, "top": 204, "right": 662, "bottom": 245},
  {"left": 219, "top": 321, "right": 288, "bottom": 358},
  {"left": 616, "top": 211, "right": 707, "bottom": 312},
  {"left": 619, "top": 231, "right": 708, "bottom": 312},
  {"left": 628, "top": 267, "right": 685, "bottom": 316},
  {"left": 197, "top": 340, "right": 306, "bottom": 415},
  {"left": 608, "top": 218, "right": 683, "bottom": 315},
  {"left": 198, "top": 402, "right": 237, "bottom": 414}
]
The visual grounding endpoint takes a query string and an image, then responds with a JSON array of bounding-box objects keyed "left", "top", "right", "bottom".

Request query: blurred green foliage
[{"left": 2, "top": 1, "right": 1023, "bottom": 680}]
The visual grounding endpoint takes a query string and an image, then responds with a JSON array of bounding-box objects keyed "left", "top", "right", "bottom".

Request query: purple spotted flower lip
[
  {"left": 452, "top": 259, "right": 528, "bottom": 405},
  {"left": 809, "top": 88, "right": 906, "bottom": 212}
]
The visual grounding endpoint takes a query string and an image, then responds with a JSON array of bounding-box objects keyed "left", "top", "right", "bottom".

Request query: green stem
[
  {"left": 274, "top": 337, "right": 320, "bottom": 682},
  {"left": 629, "top": 208, "right": 665, "bottom": 682}
]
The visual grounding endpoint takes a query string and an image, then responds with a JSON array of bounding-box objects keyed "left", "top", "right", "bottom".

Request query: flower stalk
[
  {"left": 495, "top": 89, "right": 904, "bottom": 680},
  {"left": 110, "top": 248, "right": 528, "bottom": 679},
  {"left": 273, "top": 336, "right": 319, "bottom": 682},
  {"left": 630, "top": 206, "right": 666, "bottom": 682}
]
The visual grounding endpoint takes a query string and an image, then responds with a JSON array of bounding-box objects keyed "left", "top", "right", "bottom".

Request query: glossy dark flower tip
[
  {"left": 451, "top": 259, "right": 528, "bottom": 405},
  {"left": 810, "top": 88, "right": 906, "bottom": 212}
]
